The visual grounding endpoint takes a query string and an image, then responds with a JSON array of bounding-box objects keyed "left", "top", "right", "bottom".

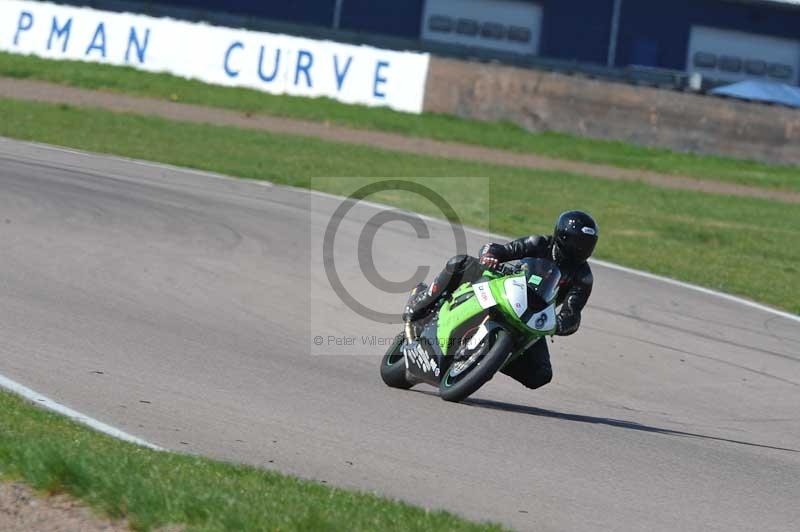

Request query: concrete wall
[{"left": 424, "top": 56, "right": 800, "bottom": 165}]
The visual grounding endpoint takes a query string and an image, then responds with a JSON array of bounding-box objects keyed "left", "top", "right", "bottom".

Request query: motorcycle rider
[{"left": 402, "top": 210, "right": 598, "bottom": 390}]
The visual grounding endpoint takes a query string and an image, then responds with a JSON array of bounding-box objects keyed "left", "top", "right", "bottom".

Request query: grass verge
[
  {"left": 1, "top": 52, "right": 798, "bottom": 192},
  {"left": 0, "top": 390, "right": 503, "bottom": 531},
  {"left": 0, "top": 98, "right": 797, "bottom": 314}
]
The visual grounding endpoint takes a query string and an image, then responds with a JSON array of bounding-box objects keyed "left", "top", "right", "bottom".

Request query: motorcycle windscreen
[{"left": 518, "top": 258, "right": 561, "bottom": 305}]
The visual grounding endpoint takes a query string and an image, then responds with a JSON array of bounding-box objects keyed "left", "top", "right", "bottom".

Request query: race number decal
[{"left": 527, "top": 304, "right": 556, "bottom": 332}]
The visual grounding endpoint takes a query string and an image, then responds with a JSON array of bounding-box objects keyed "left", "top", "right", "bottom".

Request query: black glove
[
  {"left": 478, "top": 253, "right": 499, "bottom": 270},
  {"left": 555, "top": 310, "right": 580, "bottom": 336}
]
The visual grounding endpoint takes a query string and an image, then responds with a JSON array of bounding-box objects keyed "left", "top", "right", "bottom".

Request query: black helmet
[{"left": 552, "top": 211, "right": 598, "bottom": 264}]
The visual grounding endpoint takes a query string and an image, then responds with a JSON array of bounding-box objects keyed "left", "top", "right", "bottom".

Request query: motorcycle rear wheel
[{"left": 380, "top": 333, "right": 414, "bottom": 389}]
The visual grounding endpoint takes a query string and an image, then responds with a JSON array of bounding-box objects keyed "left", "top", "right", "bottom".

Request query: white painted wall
[{"left": 0, "top": 0, "right": 430, "bottom": 113}]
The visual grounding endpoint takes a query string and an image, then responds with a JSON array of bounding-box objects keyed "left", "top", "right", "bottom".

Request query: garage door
[
  {"left": 421, "top": 0, "right": 542, "bottom": 55},
  {"left": 687, "top": 25, "right": 800, "bottom": 84}
]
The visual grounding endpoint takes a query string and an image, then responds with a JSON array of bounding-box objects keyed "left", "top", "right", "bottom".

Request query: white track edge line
[
  {"left": 294, "top": 188, "right": 800, "bottom": 324},
  {"left": 0, "top": 373, "right": 163, "bottom": 450},
  {"left": 7, "top": 137, "right": 800, "bottom": 324},
  {"left": 587, "top": 259, "right": 800, "bottom": 323},
  {"left": 1, "top": 138, "right": 274, "bottom": 187}
]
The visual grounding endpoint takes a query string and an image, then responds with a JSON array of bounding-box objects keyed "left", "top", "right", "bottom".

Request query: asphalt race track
[{"left": 1, "top": 137, "right": 799, "bottom": 531}]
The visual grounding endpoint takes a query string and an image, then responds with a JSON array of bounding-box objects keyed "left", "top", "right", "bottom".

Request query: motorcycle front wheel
[{"left": 439, "top": 329, "right": 511, "bottom": 403}]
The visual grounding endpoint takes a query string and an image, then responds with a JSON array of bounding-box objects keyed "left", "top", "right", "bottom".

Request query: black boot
[{"left": 402, "top": 255, "right": 478, "bottom": 323}]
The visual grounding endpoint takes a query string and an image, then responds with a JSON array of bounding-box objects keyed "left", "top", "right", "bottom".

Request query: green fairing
[
  {"left": 491, "top": 274, "right": 543, "bottom": 335},
  {"left": 436, "top": 282, "right": 485, "bottom": 355},
  {"left": 437, "top": 273, "right": 544, "bottom": 355}
]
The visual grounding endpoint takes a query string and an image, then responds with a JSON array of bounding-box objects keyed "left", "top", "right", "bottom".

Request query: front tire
[
  {"left": 380, "top": 333, "right": 414, "bottom": 389},
  {"left": 439, "top": 329, "right": 511, "bottom": 402}
]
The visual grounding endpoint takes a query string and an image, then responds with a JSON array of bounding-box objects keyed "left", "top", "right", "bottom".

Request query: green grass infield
[
  {"left": 0, "top": 390, "right": 505, "bottom": 531},
  {"left": 1, "top": 51, "right": 798, "bottom": 192}
]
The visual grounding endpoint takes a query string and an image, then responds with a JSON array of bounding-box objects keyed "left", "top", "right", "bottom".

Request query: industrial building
[{"left": 62, "top": 0, "right": 800, "bottom": 86}]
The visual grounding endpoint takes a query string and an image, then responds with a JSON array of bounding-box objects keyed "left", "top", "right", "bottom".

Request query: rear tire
[
  {"left": 380, "top": 333, "right": 414, "bottom": 390},
  {"left": 439, "top": 329, "right": 511, "bottom": 402}
]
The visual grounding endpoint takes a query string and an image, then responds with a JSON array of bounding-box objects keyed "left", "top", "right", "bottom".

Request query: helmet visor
[{"left": 559, "top": 231, "right": 597, "bottom": 263}]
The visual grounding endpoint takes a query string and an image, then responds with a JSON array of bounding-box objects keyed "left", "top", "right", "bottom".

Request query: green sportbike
[{"left": 380, "top": 257, "right": 560, "bottom": 402}]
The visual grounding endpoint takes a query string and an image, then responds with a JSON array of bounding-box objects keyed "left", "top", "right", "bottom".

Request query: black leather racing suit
[{"left": 408, "top": 235, "right": 593, "bottom": 389}]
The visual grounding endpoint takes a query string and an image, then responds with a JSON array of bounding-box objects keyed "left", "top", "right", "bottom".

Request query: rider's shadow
[{"left": 411, "top": 389, "right": 799, "bottom": 454}]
